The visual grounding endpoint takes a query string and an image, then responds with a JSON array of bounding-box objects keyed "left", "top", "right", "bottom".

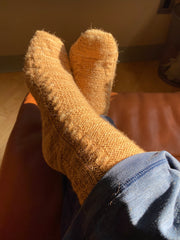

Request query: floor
[
  {"left": 0, "top": 72, "right": 28, "bottom": 162},
  {"left": 0, "top": 60, "right": 179, "bottom": 163},
  {"left": 113, "top": 61, "right": 179, "bottom": 92}
]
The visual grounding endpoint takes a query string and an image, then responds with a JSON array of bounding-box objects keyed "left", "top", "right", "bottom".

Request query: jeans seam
[{"left": 122, "top": 158, "right": 167, "bottom": 190}]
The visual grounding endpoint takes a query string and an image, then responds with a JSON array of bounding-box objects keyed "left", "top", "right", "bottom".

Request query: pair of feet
[{"left": 24, "top": 29, "right": 144, "bottom": 204}]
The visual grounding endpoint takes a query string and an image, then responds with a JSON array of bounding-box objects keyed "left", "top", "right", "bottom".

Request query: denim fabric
[
  {"left": 100, "top": 115, "right": 116, "bottom": 127},
  {"left": 62, "top": 151, "right": 180, "bottom": 240},
  {"left": 60, "top": 116, "right": 180, "bottom": 239}
]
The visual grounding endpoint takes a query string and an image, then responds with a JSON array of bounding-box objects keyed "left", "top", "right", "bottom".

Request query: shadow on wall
[
  {"left": 0, "top": 0, "right": 172, "bottom": 72},
  {"left": 0, "top": 0, "right": 171, "bottom": 55}
]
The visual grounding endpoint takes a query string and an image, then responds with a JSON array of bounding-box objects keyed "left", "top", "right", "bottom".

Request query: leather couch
[
  {"left": 0, "top": 91, "right": 179, "bottom": 239},
  {"left": 109, "top": 92, "right": 180, "bottom": 161}
]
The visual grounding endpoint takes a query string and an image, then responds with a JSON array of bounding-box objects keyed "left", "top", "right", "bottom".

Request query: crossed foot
[{"left": 24, "top": 29, "right": 144, "bottom": 205}]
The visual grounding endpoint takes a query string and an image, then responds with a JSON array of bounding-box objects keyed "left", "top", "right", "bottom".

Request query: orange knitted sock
[
  {"left": 70, "top": 29, "right": 118, "bottom": 115},
  {"left": 24, "top": 30, "right": 144, "bottom": 204}
]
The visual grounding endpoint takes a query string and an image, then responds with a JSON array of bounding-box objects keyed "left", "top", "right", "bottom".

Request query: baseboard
[{"left": 0, "top": 44, "right": 164, "bottom": 73}]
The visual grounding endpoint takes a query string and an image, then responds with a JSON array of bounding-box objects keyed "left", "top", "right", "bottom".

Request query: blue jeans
[
  {"left": 61, "top": 117, "right": 180, "bottom": 240},
  {"left": 100, "top": 115, "right": 116, "bottom": 127}
]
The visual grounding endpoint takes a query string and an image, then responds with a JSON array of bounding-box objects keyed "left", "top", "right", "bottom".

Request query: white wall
[{"left": 0, "top": 0, "right": 171, "bottom": 55}]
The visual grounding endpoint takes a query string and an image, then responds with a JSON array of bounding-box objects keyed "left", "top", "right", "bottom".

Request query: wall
[{"left": 0, "top": 0, "right": 171, "bottom": 56}]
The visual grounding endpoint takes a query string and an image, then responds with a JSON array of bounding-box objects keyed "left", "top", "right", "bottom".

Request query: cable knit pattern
[{"left": 24, "top": 30, "right": 144, "bottom": 205}]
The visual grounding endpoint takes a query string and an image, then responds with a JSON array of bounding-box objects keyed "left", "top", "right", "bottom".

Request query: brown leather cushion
[
  {"left": 0, "top": 93, "right": 63, "bottom": 240},
  {"left": 109, "top": 92, "right": 180, "bottom": 161}
]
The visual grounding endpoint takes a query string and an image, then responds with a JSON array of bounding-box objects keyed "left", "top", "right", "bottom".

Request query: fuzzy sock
[
  {"left": 24, "top": 30, "right": 145, "bottom": 205},
  {"left": 69, "top": 29, "right": 118, "bottom": 115}
]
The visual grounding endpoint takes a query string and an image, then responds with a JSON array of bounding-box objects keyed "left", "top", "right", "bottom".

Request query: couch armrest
[{"left": 109, "top": 92, "right": 180, "bottom": 161}]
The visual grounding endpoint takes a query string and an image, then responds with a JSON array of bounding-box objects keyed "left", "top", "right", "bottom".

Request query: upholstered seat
[{"left": 0, "top": 91, "right": 179, "bottom": 239}]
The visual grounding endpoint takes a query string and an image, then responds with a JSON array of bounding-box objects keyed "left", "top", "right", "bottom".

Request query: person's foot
[
  {"left": 24, "top": 30, "right": 144, "bottom": 204},
  {"left": 70, "top": 29, "right": 118, "bottom": 115}
]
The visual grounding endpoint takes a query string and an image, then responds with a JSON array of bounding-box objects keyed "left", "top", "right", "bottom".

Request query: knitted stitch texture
[
  {"left": 70, "top": 29, "right": 118, "bottom": 115},
  {"left": 24, "top": 30, "right": 144, "bottom": 204}
]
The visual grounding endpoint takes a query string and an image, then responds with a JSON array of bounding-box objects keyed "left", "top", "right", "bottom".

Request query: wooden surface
[
  {"left": 0, "top": 72, "right": 27, "bottom": 162},
  {"left": 0, "top": 61, "right": 179, "bottom": 164},
  {"left": 113, "top": 61, "right": 179, "bottom": 92}
]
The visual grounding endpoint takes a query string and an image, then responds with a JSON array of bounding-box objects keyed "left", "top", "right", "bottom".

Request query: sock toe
[{"left": 69, "top": 28, "right": 118, "bottom": 115}]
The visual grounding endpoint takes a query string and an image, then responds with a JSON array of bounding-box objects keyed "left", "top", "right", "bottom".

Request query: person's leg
[
  {"left": 61, "top": 29, "right": 118, "bottom": 235},
  {"left": 24, "top": 30, "right": 144, "bottom": 205}
]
